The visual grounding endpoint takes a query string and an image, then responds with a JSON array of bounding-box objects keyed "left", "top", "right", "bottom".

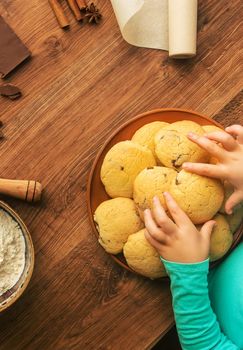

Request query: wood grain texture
[{"left": 0, "top": 0, "right": 242, "bottom": 349}]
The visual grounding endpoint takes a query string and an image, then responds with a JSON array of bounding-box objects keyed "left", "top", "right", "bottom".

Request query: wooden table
[{"left": 0, "top": 1, "right": 242, "bottom": 349}]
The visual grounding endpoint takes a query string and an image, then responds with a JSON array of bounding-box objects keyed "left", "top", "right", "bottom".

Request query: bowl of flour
[{"left": 0, "top": 201, "right": 34, "bottom": 312}]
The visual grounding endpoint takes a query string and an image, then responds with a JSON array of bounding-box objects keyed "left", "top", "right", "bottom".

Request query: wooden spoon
[{"left": 0, "top": 179, "right": 42, "bottom": 202}]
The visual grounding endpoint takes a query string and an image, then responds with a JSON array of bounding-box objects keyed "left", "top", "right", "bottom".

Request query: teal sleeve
[
  {"left": 162, "top": 258, "right": 240, "bottom": 350},
  {"left": 208, "top": 242, "right": 243, "bottom": 348}
]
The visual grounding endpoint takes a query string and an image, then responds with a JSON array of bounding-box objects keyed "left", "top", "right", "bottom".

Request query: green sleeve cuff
[{"left": 160, "top": 257, "right": 209, "bottom": 274}]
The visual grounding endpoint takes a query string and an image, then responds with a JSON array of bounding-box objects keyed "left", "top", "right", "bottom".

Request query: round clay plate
[{"left": 87, "top": 108, "right": 243, "bottom": 277}]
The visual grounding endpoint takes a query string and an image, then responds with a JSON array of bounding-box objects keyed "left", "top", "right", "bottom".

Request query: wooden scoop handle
[{"left": 0, "top": 179, "right": 42, "bottom": 202}]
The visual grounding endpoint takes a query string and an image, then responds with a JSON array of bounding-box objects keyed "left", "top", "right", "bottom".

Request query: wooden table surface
[{"left": 0, "top": 0, "right": 242, "bottom": 349}]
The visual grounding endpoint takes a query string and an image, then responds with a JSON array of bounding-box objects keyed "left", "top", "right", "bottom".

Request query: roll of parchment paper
[
  {"left": 110, "top": 0, "right": 198, "bottom": 59},
  {"left": 169, "top": 0, "right": 197, "bottom": 58}
]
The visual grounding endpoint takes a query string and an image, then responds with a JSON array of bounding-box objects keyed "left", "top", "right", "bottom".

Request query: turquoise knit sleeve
[{"left": 162, "top": 258, "right": 239, "bottom": 350}]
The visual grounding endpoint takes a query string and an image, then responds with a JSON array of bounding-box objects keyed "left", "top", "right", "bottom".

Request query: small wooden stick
[
  {"left": 67, "top": 0, "right": 83, "bottom": 21},
  {"left": 49, "top": 0, "right": 70, "bottom": 29},
  {"left": 75, "top": 0, "right": 87, "bottom": 10},
  {"left": 0, "top": 179, "right": 42, "bottom": 203}
]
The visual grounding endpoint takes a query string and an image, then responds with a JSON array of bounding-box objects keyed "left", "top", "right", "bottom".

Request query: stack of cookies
[{"left": 94, "top": 120, "right": 242, "bottom": 279}]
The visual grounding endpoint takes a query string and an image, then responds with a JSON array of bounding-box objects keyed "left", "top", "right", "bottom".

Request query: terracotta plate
[{"left": 87, "top": 108, "right": 243, "bottom": 277}]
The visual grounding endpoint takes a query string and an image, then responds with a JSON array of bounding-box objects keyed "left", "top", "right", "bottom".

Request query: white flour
[{"left": 0, "top": 209, "right": 26, "bottom": 296}]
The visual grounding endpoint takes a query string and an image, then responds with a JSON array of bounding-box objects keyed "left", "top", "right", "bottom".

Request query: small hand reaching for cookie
[
  {"left": 182, "top": 124, "right": 243, "bottom": 214},
  {"left": 144, "top": 193, "right": 215, "bottom": 263}
]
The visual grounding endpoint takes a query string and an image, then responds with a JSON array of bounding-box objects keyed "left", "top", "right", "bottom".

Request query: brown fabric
[{"left": 0, "top": 16, "right": 31, "bottom": 78}]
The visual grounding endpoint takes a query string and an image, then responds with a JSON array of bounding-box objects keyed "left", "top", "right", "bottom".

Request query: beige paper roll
[
  {"left": 110, "top": 0, "right": 198, "bottom": 59},
  {"left": 110, "top": 0, "right": 168, "bottom": 50},
  {"left": 169, "top": 0, "right": 198, "bottom": 58}
]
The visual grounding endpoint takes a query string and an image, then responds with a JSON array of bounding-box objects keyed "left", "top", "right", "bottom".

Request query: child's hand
[
  {"left": 182, "top": 125, "right": 243, "bottom": 214},
  {"left": 144, "top": 193, "right": 215, "bottom": 263}
]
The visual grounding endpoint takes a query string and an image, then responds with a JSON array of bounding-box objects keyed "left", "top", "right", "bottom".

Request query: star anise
[{"left": 85, "top": 3, "right": 102, "bottom": 24}]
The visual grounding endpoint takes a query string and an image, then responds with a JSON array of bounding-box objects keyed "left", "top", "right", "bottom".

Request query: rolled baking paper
[
  {"left": 110, "top": 0, "right": 198, "bottom": 59},
  {"left": 169, "top": 0, "right": 198, "bottom": 58},
  {"left": 110, "top": 0, "right": 169, "bottom": 50}
]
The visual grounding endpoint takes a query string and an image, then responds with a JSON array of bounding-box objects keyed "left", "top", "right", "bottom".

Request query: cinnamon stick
[
  {"left": 49, "top": 0, "right": 70, "bottom": 29},
  {"left": 75, "top": 0, "right": 87, "bottom": 10},
  {"left": 67, "top": 0, "right": 83, "bottom": 21}
]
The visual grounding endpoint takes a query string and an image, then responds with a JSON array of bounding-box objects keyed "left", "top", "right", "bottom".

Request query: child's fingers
[
  {"left": 200, "top": 220, "right": 216, "bottom": 243},
  {"left": 225, "top": 125, "right": 243, "bottom": 144},
  {"left": 187, "top": 133, "right": 226, "bottom": 160},
  {"left": 144, "top": 209, "right": 168, "bottom": 243},
  {"left": 225, "top": 189, "right": 243, "bottom": 214},
  {"left": 144, "top": 229, "right": 165, "bottom": 251},
  {"left": 163, "top": 192, "right": 192, "bottom": 227},
  {"left": 152, "top": 196, "right": 176, "bottom": 234},
  {"left": 204, "top": 131, "right": 237, "bottom": 151},
  {"left": 182, "top": 162, "right": 225, "bottom": 179}
]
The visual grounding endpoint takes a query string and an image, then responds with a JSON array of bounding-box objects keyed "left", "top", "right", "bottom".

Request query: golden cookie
[
  {"left": 94, "top": 198, "right": 144, "bottom": 254},
  {"left": 202, "top": 125, "right": 223, "bottom": 133},
  {"left": 209, "top": 214, "right": 233, "bottom": 262},
  {"left": 132, "top": 121, "right": 169, "bottom": 156},
  {"left": 101, "top": 141, "right": 156, "bottom": 198},
  {"left": 123, "top": 229, "right": 167, "bottom": 279},
  {"left": 170, "top": 170, "right": 224, "bottom": 224},
  {"left": 133, "top": 166, "right": 177, "bottom": 211},
  {"left": 168, "top": 120, "right": 205, "bottom": 134},
  {"left": 154, "top": 121, "right": 209, "bottom": 169}
]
